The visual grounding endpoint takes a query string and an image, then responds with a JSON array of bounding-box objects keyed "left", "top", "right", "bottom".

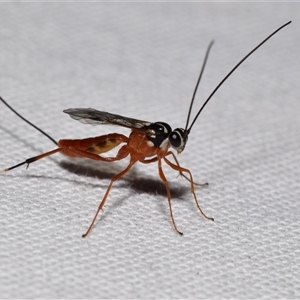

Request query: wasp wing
[{"left": 63, "top": 108, "right": 151, "bottom": 130}]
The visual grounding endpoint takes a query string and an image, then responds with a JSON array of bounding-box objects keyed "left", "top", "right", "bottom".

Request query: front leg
[
  {"left": 140, "top": 152, "right": 208, "bottom": 187},
  {"left": 166, "top": 151, "right": 208, "bottom": 187},
  {"left": 163, "top": 156, "right": 213, "bottom": 222}
]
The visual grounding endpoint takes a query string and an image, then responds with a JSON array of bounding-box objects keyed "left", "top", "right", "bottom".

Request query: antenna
[
  {"left": 0, "top": 96, "right": 58, "bottom": 146},
  {"left": 184, "top": 41, "right": 214, "bottom": 131},
  {"left": 187, "top": 21, "right": 291, "bottom": 134}
]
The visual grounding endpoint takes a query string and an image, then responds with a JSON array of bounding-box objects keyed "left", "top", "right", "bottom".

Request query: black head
[
  {"left": 168, "top": 128, "right": 188, "bottom": 153},
  {"left": 147, "top": 122, "right": 188, "bottom": 153}
]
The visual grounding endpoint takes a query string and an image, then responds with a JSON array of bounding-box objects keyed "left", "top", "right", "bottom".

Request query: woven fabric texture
[{"left": 0, "top": 3, "right": 299, "bottom": 299}]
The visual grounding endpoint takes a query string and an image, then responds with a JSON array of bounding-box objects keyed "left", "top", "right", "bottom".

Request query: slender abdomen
[{"left": 58, "top": 133, "right": 128, "bottom": 157}]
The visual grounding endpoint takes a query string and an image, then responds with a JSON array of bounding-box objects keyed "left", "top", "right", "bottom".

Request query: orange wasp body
[{"left": 0, "top": 21, "right": 291, "bottom": 237}]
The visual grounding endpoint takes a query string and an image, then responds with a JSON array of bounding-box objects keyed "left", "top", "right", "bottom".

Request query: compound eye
[{"left": 169, "top": 128, "right": 186, "bottom": 150}]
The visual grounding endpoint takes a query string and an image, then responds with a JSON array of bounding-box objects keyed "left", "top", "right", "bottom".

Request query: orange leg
[
  {"left": 0, "top": 148, "right": 63, "bottom": 173},
  {"left": 140, "top": 155, "right": 183, "bottom": 235},
  {"left": 0, "top": 138, "right": 135, "bottom": 237},
  {"left": 0, "top": 134, "right": 129, "bottom": 172},
  {"left": 66, "top": 144, "right": 130, "bottom": 162},
  {"left": 139, "top": 156, "right": 158, "bottom": 164},
  {"left": 163, "top": 156, "right": 214, "bottom": 222},
  {"left": 82, "top": 147, "right": 138, "bottom": 237},
  {"left": 156, "top": 157, "right": 183, "bottom": 235},
  {"left": 166, "top": 151, "right": 208, "bottom": 187},
  {"left": 141, "top": 152, "right": 208, "bottom": 187}
]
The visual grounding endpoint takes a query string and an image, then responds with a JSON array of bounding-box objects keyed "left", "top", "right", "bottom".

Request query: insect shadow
[
  {"left": 59, "top": 158, "right": 194, "bottom": 224},
  {"left": 59, "top": 158, "right": 191, "bottom": 199}
]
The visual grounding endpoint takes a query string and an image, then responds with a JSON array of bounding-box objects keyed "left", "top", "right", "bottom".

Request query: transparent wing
[{"left": 63, "top": 108, "right": 151, "bottom": 130}]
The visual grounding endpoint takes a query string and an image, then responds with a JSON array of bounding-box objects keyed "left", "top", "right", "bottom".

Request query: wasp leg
[
  {"left": 141, "top": 152, "right": 208, "bottom": 187},
  {"left": 163, "top": 156, "right": 214, "bottom": 222},
  {"left": 156, "top": 157, "right": 183, "bottom": 235},
  {"left": 0, "top": 134, "right": 129, "bottom": 172},
  {"left": 139, "top": 156, "right": 158, "bottom": 164},
  {"left": 81, "top": 145, "right": 139, "bottom": 237},
  {"left": 0, "top": 148, "right": 63, "bottom": 173},
  {"left": 166, "top": 151, "right": 208, "bottom": 187},
  {"left": 141, "top": 156, "right": 183, "bottom": 235}
]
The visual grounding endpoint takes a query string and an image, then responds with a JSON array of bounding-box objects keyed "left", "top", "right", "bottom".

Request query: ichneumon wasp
[{"left": 0, "top": 21, "right": 291, "bottom": 237}]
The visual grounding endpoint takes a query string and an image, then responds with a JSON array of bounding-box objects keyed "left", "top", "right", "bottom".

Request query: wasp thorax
[{"left": 148, "top": 122, "right": 172, "bottom": 148}]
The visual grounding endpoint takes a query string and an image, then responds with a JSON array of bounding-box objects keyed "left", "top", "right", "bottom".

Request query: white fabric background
[{"left": 0, "top": 3, "right": 299, "bottom": 299}]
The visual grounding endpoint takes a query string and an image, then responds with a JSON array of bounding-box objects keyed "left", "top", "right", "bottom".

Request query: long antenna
[
  {"left": 184, "top": 40, "right": 214, "bottom": 131},
  {"left": 187, "top": 20, "right": 291, "bottom": 133},
  {"left": 0, "top": 96, "right": 58, "bottom": 146}
]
